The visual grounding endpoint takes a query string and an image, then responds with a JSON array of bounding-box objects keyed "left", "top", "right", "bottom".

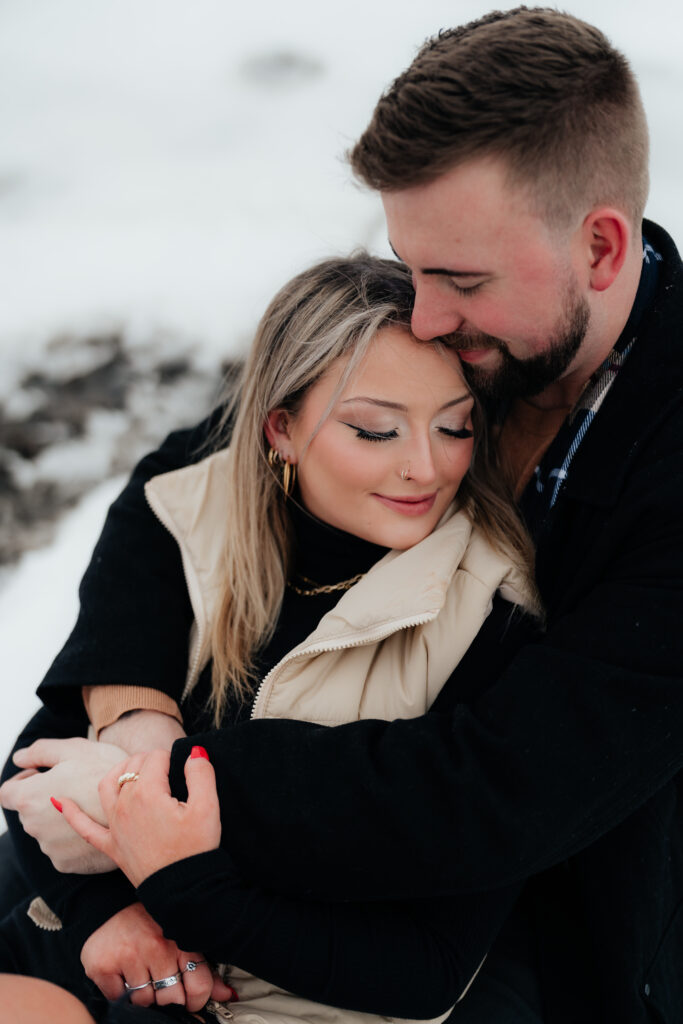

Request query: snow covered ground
[{"left": 1, "top": 0, "right": 682, "bottom": 767}]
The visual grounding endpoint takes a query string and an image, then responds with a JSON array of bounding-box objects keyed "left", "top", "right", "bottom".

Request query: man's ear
[
  {"left": 582, "top": 209, "right": 631, "bottom": 292},
  {"left": 264, "top": 409, "right": 296, "bottom": 462}
]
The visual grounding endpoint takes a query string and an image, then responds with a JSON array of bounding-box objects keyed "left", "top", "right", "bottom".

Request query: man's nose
[{"left": 411, "top": 282, "right": 465, "bottom": 341}]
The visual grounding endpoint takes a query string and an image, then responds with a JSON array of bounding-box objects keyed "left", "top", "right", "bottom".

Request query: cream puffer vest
[{"left": 141, "top": 447, "right": 537, "bottom": 1024}]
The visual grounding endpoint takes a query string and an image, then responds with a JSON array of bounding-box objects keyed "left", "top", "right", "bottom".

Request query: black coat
[{"left": 30, "top": 222, "right": 683, "bottom": 1022}]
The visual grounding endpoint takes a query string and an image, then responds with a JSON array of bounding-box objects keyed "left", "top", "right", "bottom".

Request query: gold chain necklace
[{"left": 287, "top": 572, "right": 364, "bottom": 596}]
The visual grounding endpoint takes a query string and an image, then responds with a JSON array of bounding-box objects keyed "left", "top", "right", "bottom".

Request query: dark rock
[{"left": 1, "top": 333, "right": 226, "bottom": 568}]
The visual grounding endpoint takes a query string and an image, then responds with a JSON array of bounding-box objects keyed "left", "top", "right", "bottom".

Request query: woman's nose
[{"left": 400, "top": 437, "right": 437, "bottom": 485}]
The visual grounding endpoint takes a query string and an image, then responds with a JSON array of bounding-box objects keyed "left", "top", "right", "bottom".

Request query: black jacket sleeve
[
  {"left": 34, "top": 391, "right": 683, "bottom": 908},
  {"left": 1, "top": 706, "right": 136, "bottom": 950},
  {"left": 164, "top": 429, "right": 683, "bottom": 902},
  {"left": 137, "top": 847, "right": 521, "bottom": 1019}
]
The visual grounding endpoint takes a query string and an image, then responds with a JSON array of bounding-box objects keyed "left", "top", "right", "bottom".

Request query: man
[{"left": 3, "top": 8, "right": 683, "bottom": 1021}]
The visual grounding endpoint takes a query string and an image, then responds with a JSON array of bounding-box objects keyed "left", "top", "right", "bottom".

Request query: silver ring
[
  {"left": 183, "top": 959, "right": 208, "bottom": 973},
  {"left": 124, "top": 979, "right": 153, "bottom": 993},
  {"left": 152, "top": 972, "right": 182, "bottom": 991},
  {"left": 117, "top": 771, "right": 140, "bottom": 788}
]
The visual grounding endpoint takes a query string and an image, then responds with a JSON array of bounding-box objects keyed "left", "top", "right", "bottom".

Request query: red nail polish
[
  {"left": 226, "top": 986, "right": 239, "bottom": 1002},
  {"left": 191, "top": 745, "right": 209, "bottom": 761},
  {"left": 50, "top": 797, "right": 63, "bottom": 813}
]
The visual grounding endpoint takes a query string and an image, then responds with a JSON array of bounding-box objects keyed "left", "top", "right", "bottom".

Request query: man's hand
[
  {"left": 0, "top": 711, "right": 186, "bottom": 874},
  {"left": 81, "top": 902, "right": 235, "bottom": 1011},
  {"left": 0, "top": 737, "right": 126, "bottom": 873},
  {"left": 61, "top": 747, "right": 222, "bottom": 888},
  {"left": 99, "top": 710, "right": 186, "bottom": 755}
]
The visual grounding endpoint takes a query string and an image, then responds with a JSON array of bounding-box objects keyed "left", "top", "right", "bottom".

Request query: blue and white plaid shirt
[{"left": 520, "top": 239, "right": 662, "bottom": 541}]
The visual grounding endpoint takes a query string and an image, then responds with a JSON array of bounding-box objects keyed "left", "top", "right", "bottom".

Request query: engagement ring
[
  {"left": 117, "top": 771, "right": 140, "bottom": 788},
  {"left": 183, "top": 959, "right": 208, "bottom": 973}
]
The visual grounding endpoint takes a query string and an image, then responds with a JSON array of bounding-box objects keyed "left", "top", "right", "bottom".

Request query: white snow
[
  {"left": 0, "top": 479, "right": 125, "bottom": 762},
  {"left": 1, "top": 0, "right": 682, "bottom": 768}
]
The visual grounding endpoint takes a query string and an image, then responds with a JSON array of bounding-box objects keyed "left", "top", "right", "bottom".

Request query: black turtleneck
[{"left": 182, "top": 496, "right": 388, "bottom": 731}]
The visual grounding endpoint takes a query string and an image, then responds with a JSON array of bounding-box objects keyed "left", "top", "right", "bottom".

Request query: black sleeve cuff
[{"left": 136, "top": 848, "right": 240, "bottom": 951}]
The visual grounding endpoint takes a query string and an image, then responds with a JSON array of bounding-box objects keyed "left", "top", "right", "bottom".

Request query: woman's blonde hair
[{"left": 203, "top": 253, "right": 536, "bottom": 724}]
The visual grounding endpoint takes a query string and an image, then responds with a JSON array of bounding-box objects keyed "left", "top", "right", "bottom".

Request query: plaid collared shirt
[{"left": 520, "top": 239, "right": 662, "bottom": 541}]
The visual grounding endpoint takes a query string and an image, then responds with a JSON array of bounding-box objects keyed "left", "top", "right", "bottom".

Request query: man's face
[{"left": 382, "top": 157, "right": 592, "bottom": 404}]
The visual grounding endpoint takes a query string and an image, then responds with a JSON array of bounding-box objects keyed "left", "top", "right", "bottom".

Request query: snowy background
[{"left": 1, "top": 0, "right": 682, "bottom": 767}]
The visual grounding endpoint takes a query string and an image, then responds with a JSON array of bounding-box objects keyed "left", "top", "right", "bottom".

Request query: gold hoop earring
[
  {"left": 268, "top": 447, "right": 296, "bottom": 498},
  {"left": 282, "top": 459, "right": 296, "bottom": 498}
]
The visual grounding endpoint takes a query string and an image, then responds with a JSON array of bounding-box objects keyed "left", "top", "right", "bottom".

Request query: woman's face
[{"left": 267, "top": 325, "right": 475, "bottom": 550}]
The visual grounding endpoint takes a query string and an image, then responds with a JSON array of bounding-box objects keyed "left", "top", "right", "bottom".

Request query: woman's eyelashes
[
  {"left": 342, "top": 423, "right": 399, "bottom": 442},
  {"left": 438, "top": 426, "right": 474, "bottom": 439},
  {"left": 341, "top": 422, "right": 473, "bottom": 443}
]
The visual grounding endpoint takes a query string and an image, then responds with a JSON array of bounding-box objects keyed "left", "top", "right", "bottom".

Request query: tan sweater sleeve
[{"left": 82, "top": 685, "right": 183, "bottom": 736}]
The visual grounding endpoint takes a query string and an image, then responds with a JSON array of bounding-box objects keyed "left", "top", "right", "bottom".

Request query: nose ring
[{"left": 400, "top": 465, "right": 411, "bottom": 481}]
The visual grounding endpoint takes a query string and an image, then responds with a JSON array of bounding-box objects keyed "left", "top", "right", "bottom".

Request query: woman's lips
[{"left": 373, "top": 493, "right": 437, "bottom": 516}]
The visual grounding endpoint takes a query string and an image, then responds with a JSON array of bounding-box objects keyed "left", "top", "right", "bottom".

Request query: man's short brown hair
[{"left": 350, "top": 7, "right": 649, "bottom": 228}]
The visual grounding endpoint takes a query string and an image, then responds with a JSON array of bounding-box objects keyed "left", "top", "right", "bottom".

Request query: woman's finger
[
  {"left": 87, "top": 970, "right": 125, "bottom": 1004},
  {"left": 99, "top": 753, "right": 148, "bottom": 819},
  {"left": 147, "top": 953, "right": 186, "bottom": 1008},
  {"left": 183, "top": 747, "right": 222, "bottom": 853},
  {"left": 211, "top": 973, "right": 239, "bottom": 1004},
  {"left": 122, "top": 970, "right": 154, "bottom": 1008},
  {"left": 184, "top": 746, "right": 218, "bottom": 811},
  {"left": 59, "top": 797, "right": 113, "bottom": 856},
  {"left": 177, "top": 952, "right": 213, "bottom": 1013}
]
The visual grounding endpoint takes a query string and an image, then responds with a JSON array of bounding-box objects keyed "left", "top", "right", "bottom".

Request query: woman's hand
[
  {"left": 0, "top": 737, "right": 127, "bottom": 873},
  {"left": 81, "top": 902, "right": 236, "bottom": 1011},
  {"left": 59, "top": 746, "right": 222, "bottom": 887}
]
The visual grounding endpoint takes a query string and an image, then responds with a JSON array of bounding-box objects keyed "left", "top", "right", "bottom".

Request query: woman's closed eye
[
  {"left": 342, "top": 422, "right": 399, "bottom": 442},
  {"left": 341, "top": 421, "right": 473, "bottom": 443},
  {"left": 438, "top": 426, "right": 474, "bottom": 439}
]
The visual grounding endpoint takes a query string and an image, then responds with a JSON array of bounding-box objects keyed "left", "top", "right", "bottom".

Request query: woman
[{"left": 0, "top": 254, "right": 539, "bottom": 1024}]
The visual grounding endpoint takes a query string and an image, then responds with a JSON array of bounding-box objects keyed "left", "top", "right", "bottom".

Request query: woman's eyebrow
[
  {"left": 342, "top": 397, "right": 407, "bottom": 412},
  {"left": 341, "top": 395, "right": 472, "bottom": 412},
  {"left": 439, "top": 396, "right": 474, "bottom": 410}
]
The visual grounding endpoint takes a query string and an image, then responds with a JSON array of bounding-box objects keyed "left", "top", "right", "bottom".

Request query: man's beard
[{"left": 451, "top": 288, "right": 591, "bottom": 407}]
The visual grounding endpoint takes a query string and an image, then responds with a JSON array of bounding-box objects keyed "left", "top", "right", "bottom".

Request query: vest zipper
[
  {"left": 250, "top": 611, "right": 436, "bottom": 720},
  {"left": 146, "top": 477, "right": 442, "bottom": 718}
]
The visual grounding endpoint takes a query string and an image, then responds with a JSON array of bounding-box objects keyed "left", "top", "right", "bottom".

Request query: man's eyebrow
[
  {"left": 341, "top": 395, "right": 472, "bottom": 412},
  {"left": 388, "top": 240, "right": 487, "bottom": 279}
]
